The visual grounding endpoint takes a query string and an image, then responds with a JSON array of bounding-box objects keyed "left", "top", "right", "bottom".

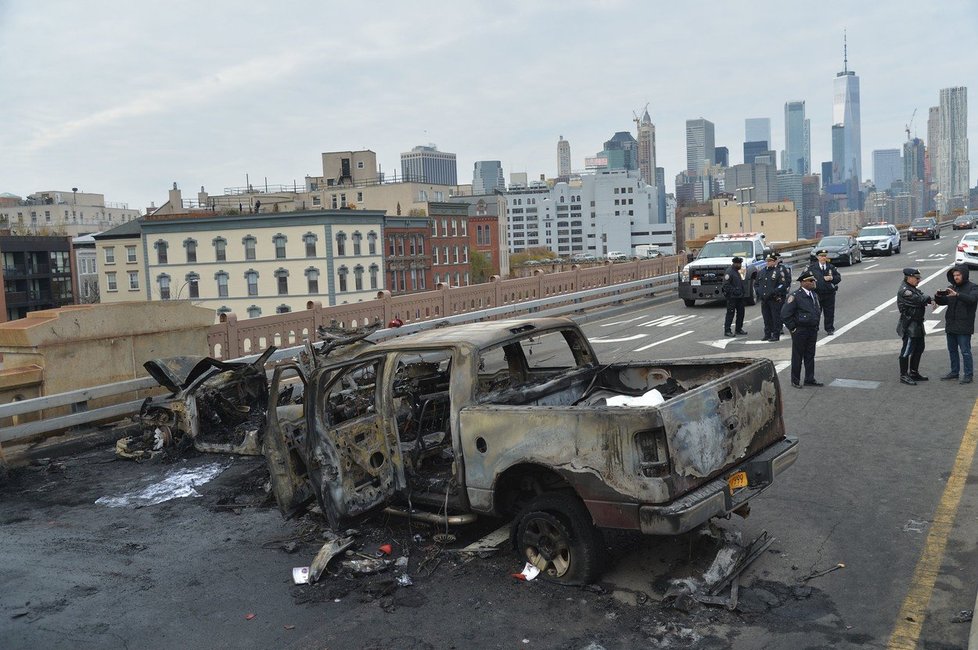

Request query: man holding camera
[
  {"left": 935, "top": 264, "right": 978, "bottom": 384},
  {"left": 896, "top": 268, "right": 932, "bottom": 385}
]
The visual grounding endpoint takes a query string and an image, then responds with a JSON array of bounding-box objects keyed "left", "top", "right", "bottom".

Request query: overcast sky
[{"left": 2, "top": 0, "right": 976, "bottom": 211}]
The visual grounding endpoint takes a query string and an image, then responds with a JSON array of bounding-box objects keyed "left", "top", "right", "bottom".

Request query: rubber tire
[
  {"left": 511, "top": 492, "right": 604, "bottom": 586},
  {"left": 683, "top": 298, "right": 696, "bottom": 307},
  {"left": 896, "top": 244, "right": 901, "bottom": 254},
  {"left": 886, "top": 247, "right": 894, "bottom": 256},
  {"left": 745, "top": 277, "right": 757, "bottom": 306}
]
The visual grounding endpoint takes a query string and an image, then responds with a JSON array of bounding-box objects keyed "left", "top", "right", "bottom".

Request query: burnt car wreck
[
  {"left": 117, "top": 347, "right": 277, "bottom": 461},
  {"left": 261, "top": 317, "right": 799, "bottom": 585}
]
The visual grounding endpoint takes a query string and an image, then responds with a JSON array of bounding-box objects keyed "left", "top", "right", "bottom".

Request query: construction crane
[
  {"left": 632, "top": 102, "right": 650, "bottom": 129},
  {"left": 905, "top": 108, "right": 917, "bottom": 141}
]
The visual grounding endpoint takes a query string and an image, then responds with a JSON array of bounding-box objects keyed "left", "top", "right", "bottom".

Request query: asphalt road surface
[{"left": 2, "top": 237, "right": 976, "bottom": 649}]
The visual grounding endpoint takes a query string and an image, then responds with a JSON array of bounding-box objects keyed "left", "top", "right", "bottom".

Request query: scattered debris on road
[{"left": 798, "top": 562, "right": 846, "bottom": 583}]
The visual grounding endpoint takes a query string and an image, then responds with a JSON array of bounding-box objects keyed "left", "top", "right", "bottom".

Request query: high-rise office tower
[
  {"left": 686, "top": 118, "right": 715, "bottom": 175},
  {"left": 472, "top": 161, "right": 505, "bottom": 195},
  {"left": 601, "top": 131, "right": 639, "bottom": 171},
  {"left": 400, "top": 144, "right": 457, "bottom": 185},
  {"left": 872, "top": 149, "right": 902, "bottom": 193},
  {"left": 784, "top": 101, "right": 811, "bottom": 174},
  {"left": 714, "top": 147, "right": 729, "bottom": 168},
  {"left": 832, "top": 35, "right": 862, "bottom": 183},
  {"left": 927, "top": 106, "right": 940, "bottom": 188},
  {"left": 744, "top": 141, "right": 769, "bottom": 166},
  {"left": 938, "top": 86, "right": 970, "bottom": 200},
  {"left": 557, "top": 135, "right": 571, "bottom": 179},
  {"left": 903, "top": 138, "right": 925, "bottom": 183},
  {"left": 745, "top": 118, "right": 772, "bottom": 146},
  {"left": 636, "top": 109, "right": 657, "bottom": 186}
]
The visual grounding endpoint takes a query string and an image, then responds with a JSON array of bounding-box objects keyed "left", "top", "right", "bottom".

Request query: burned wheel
[{"left": 512, "top": 493, "right": 603, "bottom": 585}]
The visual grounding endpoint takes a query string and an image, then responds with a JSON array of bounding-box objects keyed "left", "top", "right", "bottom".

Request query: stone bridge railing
[{"left": 207, "top": 255, "right": 685, "bottom": 359}]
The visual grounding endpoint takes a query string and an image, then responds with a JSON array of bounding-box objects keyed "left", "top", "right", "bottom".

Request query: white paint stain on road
[{"left": 633, "top": 330, "right": 693, "bottom": 352}]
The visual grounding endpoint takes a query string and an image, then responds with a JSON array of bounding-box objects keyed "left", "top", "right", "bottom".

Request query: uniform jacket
[
  {"left": 897, "top": 280, "right": 932, "bottom": 338},
  {"left": 807, "top": 261, "right": 841, "bottom": 295},
  {"left": 781, "top": 287, "right": 821, "bottom": 331},
  {"left": 756, "top": 264, "right": 790, "bottom": 300},
  {"left": 722, "top": 265, "right": 747, "bottom": 299},
  {"left": 934, "top": 265, "right": 978, "bottom": 335}
]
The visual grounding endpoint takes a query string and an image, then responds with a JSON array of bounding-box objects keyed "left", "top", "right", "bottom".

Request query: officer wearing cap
[
  {"left": 781, "top": 269, "right": 823, "bottom": 388},
  {"left": 721, "top": 256, "right": 748, "bottom": 337},
  {"left": 806, "top": 249, "right": 842, "bottom": 334},
  {"left": 756, "top": 252, "right": 790, "bottom": 341},
  {"left": 896, "top": 267, "right": 933, "bottom": 385}
]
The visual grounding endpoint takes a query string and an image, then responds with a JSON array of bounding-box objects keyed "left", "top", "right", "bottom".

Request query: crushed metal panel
[{"left": 263, "top": 363, "right": 317, "bottom": 517}]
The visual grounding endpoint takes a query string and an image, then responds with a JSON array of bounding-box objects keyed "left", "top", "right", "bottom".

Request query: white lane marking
[
  {"left": 639, "top": 314, "right": 697, "bottom": 327},
  {"left": 589, "top": 334, "right": 648, "bottom": 343},
  {"left": 816, "top": 267, "right": 948, "bottom": 347},
  {"left": 634, "top": 330, "right": 693, "bottom": 352},
  {"left": 600, "top": 314, "right": 653, "bottom": 327},
  {"left": 831, "top": 378, "right": 881, "bottom": 389},
  {"left": 933, "top": 305, "right": 947, "bottom": 315},
  {"left": 703, "top": 338, "right": 735, "bottom": 349},
  {"left": 924, "top": 320, "right": 945, "bottom": 335},
  {"left": 774, "top": 360, "right": 791, "bottom": 374},
  {"left": 864, "top": 264, "right": 879, "bottom": 270}
]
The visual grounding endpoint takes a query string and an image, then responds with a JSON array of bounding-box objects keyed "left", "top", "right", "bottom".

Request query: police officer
[
  {"left": 807, "top": 249, "right": 841, "bottom": 333},
  {"left": 897, "top": 267, "right": 933, "bottom": 385},
  {"left": 756, "top": 252, "right": 790, "bottom": 341},
  {"left": 781, "top": 269, "right": 823, "bottom": 388},
  {"left": 722, "top": 256, "right": 748, "bottom": 337}
]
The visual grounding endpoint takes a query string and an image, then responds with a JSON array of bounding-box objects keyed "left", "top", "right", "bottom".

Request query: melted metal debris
[{"left": 95, "top": 462, "right": 229, "bottom": 508}]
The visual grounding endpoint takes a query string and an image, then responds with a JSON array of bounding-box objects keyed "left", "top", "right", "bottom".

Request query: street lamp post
[{"left": 736, "top": 186, "right": 755, "bottom": 231}]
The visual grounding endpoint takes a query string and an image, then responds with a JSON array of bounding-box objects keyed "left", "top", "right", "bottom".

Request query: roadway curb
[{"left": 970, "top": 589, "right": 978, "bottom": 648}]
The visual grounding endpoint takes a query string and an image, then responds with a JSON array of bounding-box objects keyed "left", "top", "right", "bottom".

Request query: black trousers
[
  {"left": 790, "top": 326, "right": 818, "bottom": 383},
  {"left": 818, "top": 292, "right": 836, "bottom": 331},
  {"left": 899, "top": 334, "right": 925, "bottom": 374},
  {"left": 724, "top": 297, "right": 745, "bottom": 332},
  {"left": 761, "top": 297, "right": 783, "bottom": 338}
]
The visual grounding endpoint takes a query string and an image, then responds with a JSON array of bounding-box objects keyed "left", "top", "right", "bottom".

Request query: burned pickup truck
[{"left": 263, "top": 317, "right": 798, "bottom": 584}]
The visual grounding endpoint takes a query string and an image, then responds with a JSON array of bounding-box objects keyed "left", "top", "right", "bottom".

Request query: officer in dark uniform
[
  {"left": 897, "top": 267, "right": 933, "bottom": 385},
  {"left": 807, "top": 249, "right": 842, "bottom": 333},
  {"left": 756, "top": 252, "right": 790, "bottom": 341},
  {"left": 781, "top": 269, "right": 823, "bottom": 388},
  {"left": 722, "top": 256, "right": 748, "bottom": 337}
]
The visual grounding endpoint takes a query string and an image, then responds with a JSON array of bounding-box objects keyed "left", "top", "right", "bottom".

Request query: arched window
[
  {"left": 185, "top": 272, "right": 200, "bottom": 299},
  {"left": 244, "top": 269, "right": 259, "bottom": 296},
  {"left": 157, "top": 274, "right": 171, "bottom": 300},
  {"left": 213, "top": 237, "right": 227, "bottom": 261},
  {"left": 369, "top": 264, "right": 379, "bottom": 290},
  {"left": 183, "top": 238, "right": 198, "bottom": 263},
  {"left": 276, "top": 304, "right": 291, "bottom": 314},
  {"left": 352, "top": 231, "right": 362, "bottom": 256},
  {"left": 367, "top": 231, "right": 377, "bottom": 255},
  {"left": 338, "top": 265, "right": 349, "bottom": 292},
  {"left": 336, "top": 232, "right": 347, "bottom": 256},
  {"left": 272, "top": 233, "right": 288, "bottom": 259},
  {"left": 274, "top": 268, "right": 289, "bottom": 295},
  {"left": 305, "top": 267, "right": 320, "bottom": 294},
  {"left": 215, "top": 271, "right": 229, "bottom": 298},
  {"left": 242, "top": 235, "right": 257, "bottom": 261},
  {"left": 303, "top": 232, "right": 318, "bottom": 257},
  {"left": 354, "top": 265, "right": 364, "bottom": 291},
  {"left": 247, "top": 305, "right": 262, "bottom": 318},
  {"left": 154, "top": 240, "right": 169, "bottom": 264}
]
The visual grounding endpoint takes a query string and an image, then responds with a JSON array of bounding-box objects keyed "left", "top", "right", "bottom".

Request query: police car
[
  {"left": 679, "top": 233, "right": 769, "bottom": 307},
  {"left": 857, "top": 223, "right": 902, "bottom": 256}
]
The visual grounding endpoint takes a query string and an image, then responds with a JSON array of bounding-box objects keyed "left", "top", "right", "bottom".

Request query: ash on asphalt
[{"left": 0, "top": 446, "right": 846, "bottom": 649}]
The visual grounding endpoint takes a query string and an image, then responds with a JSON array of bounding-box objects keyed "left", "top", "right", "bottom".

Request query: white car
[
  {"left": 857, "top": 224, "right": 902, "bottom": 256},
  {"left": 954, "top": 232, "right": 978, "bottom": 269},
  {"left": 606, "top": 251, "right": 628, "bottom": 261}
]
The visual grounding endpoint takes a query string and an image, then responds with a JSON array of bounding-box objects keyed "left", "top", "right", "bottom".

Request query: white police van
[{"left": 679, "top": 232, "right": 769, "bottom": 307}]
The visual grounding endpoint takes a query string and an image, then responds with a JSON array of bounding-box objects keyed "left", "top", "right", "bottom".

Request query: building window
[
  {"left": 352, "top": 232, "right": 362, "bottom": 256},
  {"left": 417, "top": 235, "right": 425, "bottom": 255},
  {"left": 433, "top": 247, "right": 439, "bottom": 265},
  {"left": 274, "top": 268, "right": 289, "bottom": 295},
  {"left": 243, "top": 235, "right": 256, "bottom": 261},
  {"left": 247, "top": 305, "right": 262, "bottom": 318},
  {"left": 184, "top": 239, "right": 197, "bottom": 263},
  {"left": 276, "top": 304, "right": 291, "bottom": 314},
  {"left": 409, "top": 236, "right": 416, "bottom": 256},
  {"left": 273, "top": 234, "right": 287, "bottom": 259},
  {"left": 443, "top": 246, "right": 449, "bottom": 264},
  {"left": 338, "top": 266, "right": 348, "bottom": 292},
  {"left": 216, "top": 271, "right": 229, "bottom": 298},
  {"left": 461, "top": 220, "right": 467, "bottom": 236},
  {"left": 245, "top": 270, "right": 259, "bottom": 296},
  {"left": 155, "top": 240, "right": 168, "bottom": 264},
  {"left": 369, "top": 264, "right": 379, "bottom": 290},
  {"left": 214, "top": 237, "right": 227, "bottom": 261},
  {"left": 354, "top": 265, "right": 364, "bottom": 291},
  {"left": 186, "top": 272, "right": 199, "bottom": 299},
  {"left": 128, "top": 271, "right": 140, "bottom": 290},
  {"left": 431, "top": 221, "right": 438, "bottom": 237},
  {"left": 453, "top": 246, "right": 460, "bottom": 263},
  {"left": 336, "top": 232, "right": 346, "bottom": 256},
  {"left": 397, "top": 236, "right": 405, "bottom": 256},
  {"left": 441, "top": 219, "right": 448, "bottom": 237},
  {"left": 303, "top": 232, "right": 317, "bottom": 257},
  {"left": 217, "top": 306, "right": 231, "bottom": 317},
  {"left": 306, "top": 267, "right": 320, "bottom": 294},
  {"left": 367, "top": 231, "right": 377, "bottom": 255},
  {"left": 104, "top": 247, "right": 115, "bottom": 264},
  {"left": 451, "top": 219, "right": 458, "bottom": 236},
  {"left": 125, "top": 245, "right": 137, "bottom": 263},
  {"left": 158, "top": 274, "right": 171, "bottom": 300},
  {"left": 106, "top": 272, "right": 117, "bottom": 291}
]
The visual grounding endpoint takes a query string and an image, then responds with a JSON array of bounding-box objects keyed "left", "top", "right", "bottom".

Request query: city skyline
[{"left": 1, "top": 0, "right": 976, "bottom": 211}]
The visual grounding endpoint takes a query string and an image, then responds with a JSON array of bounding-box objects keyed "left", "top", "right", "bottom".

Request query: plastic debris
[
  {"left": 511, "top": 562, "right": 541, "bottom": 582},
  {"left": 378, "top": 543, "right": 393, "bottom": 556},
  {"left": 244, "top": 613, "right": 256, "bottom": 620},
  {"left": 342, "top": 558, "right": 391, "bottom": 575},
  {"left": 293, "top": 535, "right": 356, "bottom": 584},
  {"left": 396, "top": 574, "right": 413, "bottom": 587},
  {"left": 605, "top": 388, "right": 665, "bottom": 407},
  {"left": 395, "top": 556, "right": 409, "bottom": 568}
]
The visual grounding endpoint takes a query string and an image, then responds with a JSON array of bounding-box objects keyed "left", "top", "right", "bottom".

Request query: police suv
[{"left": 679, "top": 232, "right": 769, "bottom": 307}]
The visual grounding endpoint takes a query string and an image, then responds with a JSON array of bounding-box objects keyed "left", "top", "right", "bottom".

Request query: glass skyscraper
[
  {"left": 832, "top": 55, "right": 862, "bottom": 183},
  {"left": 784, "top": 101, "right": 811, "bottom": 174}
]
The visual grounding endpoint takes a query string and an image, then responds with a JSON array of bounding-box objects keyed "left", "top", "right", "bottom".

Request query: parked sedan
[
  {"left": 955, "top": 232, "right": 978, "bottom": 269},
  {"left": 809, "top": 235, "right": 862, "bottom": 266},
  {"left": 908, "top": 218, "right": 940, "bottom": 240},
  {"left": 953, "top": 215, "right": 976, "bottom": 230}
]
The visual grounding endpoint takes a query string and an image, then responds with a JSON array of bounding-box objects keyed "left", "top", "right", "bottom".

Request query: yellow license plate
[{"left": 728, "top": 471, "right": 748, "bottom": 491}]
